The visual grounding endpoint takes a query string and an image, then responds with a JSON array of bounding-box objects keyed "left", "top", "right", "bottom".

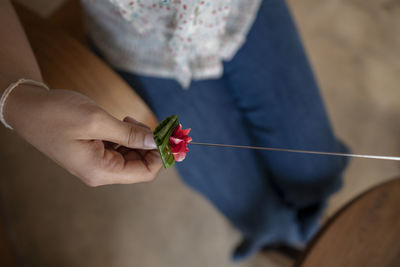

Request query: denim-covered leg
[
  {"left": 115, "top": 73, "right": 309, "bottom": 260},
  {"left": 224, "top": 0, "right": 349, "bottom": 238}
]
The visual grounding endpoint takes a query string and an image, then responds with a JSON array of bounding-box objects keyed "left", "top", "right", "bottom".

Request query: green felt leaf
[{"left": 153, "top": 115, "right": 179, "bottom": 168}]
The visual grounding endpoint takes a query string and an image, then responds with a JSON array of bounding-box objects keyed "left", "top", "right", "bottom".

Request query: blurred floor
[
  {"left": 288, "top": 0, "right": 400, "bottom": 216},
  {"left": 1, "top": 0, "right": 399, "bottom": 266}
]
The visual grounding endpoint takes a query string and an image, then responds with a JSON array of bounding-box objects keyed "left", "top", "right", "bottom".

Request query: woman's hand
[{"left": 3, "top": 85, "right": 162, "bottom": 186}]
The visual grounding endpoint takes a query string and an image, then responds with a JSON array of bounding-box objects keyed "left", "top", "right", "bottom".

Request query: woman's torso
[{"left": 81, "top": 0, "right": 262, "bottom": 88}]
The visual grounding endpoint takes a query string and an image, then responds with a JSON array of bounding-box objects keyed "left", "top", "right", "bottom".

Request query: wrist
[{"left": 2, "top": 83, "right": 50, "bottom": 131}]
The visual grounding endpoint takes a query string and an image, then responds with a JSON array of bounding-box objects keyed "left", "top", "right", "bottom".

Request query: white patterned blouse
[{"left": 81, "top": 0, "right": 262, "bottom": 88}]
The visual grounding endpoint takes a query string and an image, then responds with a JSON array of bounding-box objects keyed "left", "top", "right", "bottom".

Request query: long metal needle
[{"left": 189, "top": 142, "right": 400, "bottom": 161}]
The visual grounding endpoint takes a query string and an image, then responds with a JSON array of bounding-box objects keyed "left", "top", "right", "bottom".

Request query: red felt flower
[{"left": 169, "top": 124, "right": 192, "bottom": 162}]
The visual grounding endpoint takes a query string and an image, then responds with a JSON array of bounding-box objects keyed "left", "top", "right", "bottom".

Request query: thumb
[{"left": 92, "top": 114, "right": 157, "bottom": 149}]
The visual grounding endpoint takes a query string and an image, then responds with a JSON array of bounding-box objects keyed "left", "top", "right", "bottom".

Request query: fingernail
[
  {"left": 144, "top": 133, "right": 157, "bottom": 149},
  {"left": 124, "top": 116, "right": 135, "bottom": 123}
]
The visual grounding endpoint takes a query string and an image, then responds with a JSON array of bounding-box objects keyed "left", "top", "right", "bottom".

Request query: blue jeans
[{"left": 93, "top": 0, "right": 348, "bottom": 261}]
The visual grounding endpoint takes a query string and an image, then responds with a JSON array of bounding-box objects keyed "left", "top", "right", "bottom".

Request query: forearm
[{"left": 0, "top": 0, "right": 42, "bottom": 93}]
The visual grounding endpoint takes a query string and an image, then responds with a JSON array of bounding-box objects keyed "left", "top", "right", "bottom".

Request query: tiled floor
[{"left": 2, "top": 0, "right": 400, "bottom": 266}]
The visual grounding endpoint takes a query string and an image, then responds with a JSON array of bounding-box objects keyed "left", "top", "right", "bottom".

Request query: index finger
[{"left": 106, "top": 150, "right": 163, "bottom": 184}]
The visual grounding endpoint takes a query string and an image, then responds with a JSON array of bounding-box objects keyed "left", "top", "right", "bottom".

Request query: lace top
[{"left": 81, "top": 0, "right": 262, "bottom": 88}]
